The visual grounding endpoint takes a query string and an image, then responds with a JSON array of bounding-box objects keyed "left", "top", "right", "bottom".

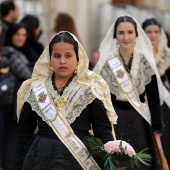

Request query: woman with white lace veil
[
  {"left": 142, "top": 18, "right": 170, "bottom": 168},
  {"left": 93, "top": 15, "right": 166, "bottom": 170},
  {"left": 12, "top": 31, "right": 118, "bottom": 170}
]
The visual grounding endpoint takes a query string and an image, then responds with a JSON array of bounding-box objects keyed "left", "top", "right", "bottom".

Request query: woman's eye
[
  {"left": 66, "top": 54, "right": 71, "bottom": 58},
  {"left": 54, "top": 55, "right": 60, "bottom": 58}
]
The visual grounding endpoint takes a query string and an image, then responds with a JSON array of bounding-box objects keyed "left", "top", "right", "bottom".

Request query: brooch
[{"left": 54, "top": 97, "right": 67, "bottom": 111}]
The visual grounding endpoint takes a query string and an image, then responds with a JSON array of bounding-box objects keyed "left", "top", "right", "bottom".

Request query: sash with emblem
[
  {"left": 107, "top": 54, "right": 152, "bottom": 125},
  {"left": 33, "top": 83, "right": 101, "bottom": 170}
]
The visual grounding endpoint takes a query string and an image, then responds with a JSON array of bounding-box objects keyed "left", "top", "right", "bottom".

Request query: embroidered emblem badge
[
  {"left": 38, "top": 92, "right": 47, "bottom": 103},
  {"left": 116, "top": 69, "right": 125, "bottom": 79},
  {"left": 54, "top": 97, "right": 67, "bottom": 111}
]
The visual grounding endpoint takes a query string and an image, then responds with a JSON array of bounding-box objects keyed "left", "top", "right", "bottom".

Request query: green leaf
[{"left": 86, "top": 137, "right": 105, "bottom": 158}]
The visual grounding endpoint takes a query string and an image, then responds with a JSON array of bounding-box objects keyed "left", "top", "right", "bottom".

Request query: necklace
[
  {"left": 119, "top": 53, "right": 133, "bottom": 73},
  {"left": 51, "top": 74, "right": 75, "bottom": 110},
  {"left": 56, "top": 81, "right": 67, "bottom": 92},
  {"left": 52, "top": 74, "right": 74, "bottom": 96}
]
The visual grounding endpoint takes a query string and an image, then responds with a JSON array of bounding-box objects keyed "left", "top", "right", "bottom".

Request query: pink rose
[
  {"left": 121, "top": 140, "right": 136, "bottom": 156},
  {"left": 104, "top": 140, "right": 136, "bottom": 157},
  {"left": 104, "top": 141, "right": 120, "bottom": 153}
]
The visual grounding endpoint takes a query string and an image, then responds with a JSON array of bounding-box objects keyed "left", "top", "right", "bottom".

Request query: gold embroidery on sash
[
  {"left": 116, "top": 69, "right": 125, "bottom": 79},
  {"left": 38, "top": 92, "right": 47, "bottom": 103}
]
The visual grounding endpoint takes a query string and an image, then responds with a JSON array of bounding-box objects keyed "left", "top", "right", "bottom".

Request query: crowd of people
[{"left": 0, "top": 1, "right": 170, "bottom": 170}]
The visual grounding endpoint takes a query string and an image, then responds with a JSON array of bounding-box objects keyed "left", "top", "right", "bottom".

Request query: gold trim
[
  {"left": 50, "top": 113, "right": 100, "bottom": 169},
  {"left": 50, "top": 122, "right": 88, "bottom": 170},
  {"left": 56, "top": 112, "right": 99, "bottom": 167}
]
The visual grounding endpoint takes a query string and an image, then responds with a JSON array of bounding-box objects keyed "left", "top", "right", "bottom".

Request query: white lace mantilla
[
  {"left": 27, "top": 76, "right": 96, "bottom": 124},
  {"left": 155, "top": 44, "right": 170, "bottom": 76},
  {"left": 100, "top": 49, "right": 155, "bottom": 101}
]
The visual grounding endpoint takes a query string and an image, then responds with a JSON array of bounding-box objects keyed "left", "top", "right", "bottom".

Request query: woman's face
[
  {"left": 144, "top": 25, "right": 160, "bottom": 47},
  {"left": 116, "top": 22, "right": 136, "bottom": 50},
  {"left": 12, "top": 28, "right": 27, "bottom": 47},
  {"left": 50, "top": 41, "right": 78, "bottom": 80}
]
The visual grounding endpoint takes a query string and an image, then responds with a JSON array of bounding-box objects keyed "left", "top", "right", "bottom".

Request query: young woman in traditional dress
[
  {"left": 12, "top": 31, "right": 118, "bottom": 170},
  {"left": 142, "top": 18, "right": 170, "bottom": 168},
  {"left": 94, "top": 15, "right": 167, "bottom": 170}
]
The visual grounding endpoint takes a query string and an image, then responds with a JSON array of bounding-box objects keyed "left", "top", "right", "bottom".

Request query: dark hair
[
  {"left": 20, "top": 15, "right": 39, "bottom": 38},
  {"left": 49, "top": 32, "right": 79, "bottom": 61},
  {"left": 53, "top": 12, "right": 80, "bottom": 41},
  {"left": 5, "top": 23, "right": 27, "bottom": 46},
  {"left": 113, "top": 15, "right": 138, "bottom": 38},
  {"left": 142, "top": 18, "right": 161, "bottom": 32},
  {"left": 0, "top": 0, "right": 15, "bottom": 17}
]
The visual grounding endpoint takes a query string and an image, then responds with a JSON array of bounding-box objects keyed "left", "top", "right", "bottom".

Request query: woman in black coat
[{"left": 1, "top": 23, "right": 32, "bottom": 170}]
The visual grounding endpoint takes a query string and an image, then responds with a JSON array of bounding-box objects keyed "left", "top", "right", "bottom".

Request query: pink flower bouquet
[{"left": 86, "top": 137, "right": 151, "bottom": 170}]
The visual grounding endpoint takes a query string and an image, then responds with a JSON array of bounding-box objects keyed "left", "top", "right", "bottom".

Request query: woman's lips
[
  {"left": 59, "top": 67, "right": 67, "bottom": 71},
  {"left": 123, "top": 42, "right": 130, "bottom": 44}
]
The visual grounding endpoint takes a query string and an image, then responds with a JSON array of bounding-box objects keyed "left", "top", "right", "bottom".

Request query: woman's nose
[
  {"left": 60, "top": 56, "right": 66, "bottom": 63},
  {"left": 123, "top": 33, "right": 129, "bottom": 40}
]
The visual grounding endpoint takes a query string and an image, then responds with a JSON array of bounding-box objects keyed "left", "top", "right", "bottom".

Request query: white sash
[
  {"left": 107, "top": 55, "right": 151, "bottom": 125},
  {"left": 33, "top": 83, "right": 101, "bottom": 170}
]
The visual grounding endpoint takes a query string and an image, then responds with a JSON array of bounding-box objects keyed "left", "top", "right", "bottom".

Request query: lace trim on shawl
[
  {"left": 100, "top": 49, "right": 155, "bottom": 101},
  {"left": 27, "top": 76, "right": 96, "bottom": 125},
  {"left": 155, "top": 45, "right": 170, "bottom": 76},
  {"left": 77, "top": 70, "right": 117, "bottom": 125}
]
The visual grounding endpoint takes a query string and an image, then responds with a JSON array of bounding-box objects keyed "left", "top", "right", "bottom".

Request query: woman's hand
[
  {"left": 155, "top": 133, "right": 169, "bottom": 170},
  {"left": 154, "top": 133, "right": 161, "bottom": 141}
]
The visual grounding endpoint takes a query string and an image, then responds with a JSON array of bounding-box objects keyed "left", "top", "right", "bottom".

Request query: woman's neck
[
  {"left": 119, "top": 48, "right": 133, "bottom": 64},
  {"left": 153, "top": 44, "right": 158, "bottom": 55},
  {"left": 54, "top": 74, "right": 74, "bottom": 86},
  {"left": 54, "top": 75, "right": 72, "bottom": 84}
]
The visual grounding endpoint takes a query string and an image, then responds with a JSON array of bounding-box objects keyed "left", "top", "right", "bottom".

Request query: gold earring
[
  {"left": 74, "top": 69, "right": 77, "bottom": 75},
  {"left": 49, "top": 66, "right": 54, "bottom": 75}
]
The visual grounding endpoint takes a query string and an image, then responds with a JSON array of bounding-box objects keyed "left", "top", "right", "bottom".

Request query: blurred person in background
[
  {"left": 19, "top": 14, "right": 49, "bottom": 48},
  {"left": 89, "top": 49, "right": 100, "bottom": 71},
  {"left": 0, "top": 19, "right": 4, "bottom": 170},
  {"left": 142, "top": 18, "right": 170, "bottom": 167},
  {"left": 48, "top": 12, "right": 80, "bottom": 41},
  {"left": 0, "top": 0, "right": 19, "bottom": 37},
  {"left": 0, "top": 23, "right": 32, "bottom": 170},
  {"left": 0, "top": 4, "right": 15, "bottom": 165},
  {"left": 20, "top": 14, "right": 45, "bottom": 55},
  {"left": 0, "top": 21, "right": 2, "bottom": 81},
  {"left": 19, "top": 14, "right": 47, "bottom": 70},
  {"left": 142, "top": 18, "right": 170, "bottom": 90}
]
